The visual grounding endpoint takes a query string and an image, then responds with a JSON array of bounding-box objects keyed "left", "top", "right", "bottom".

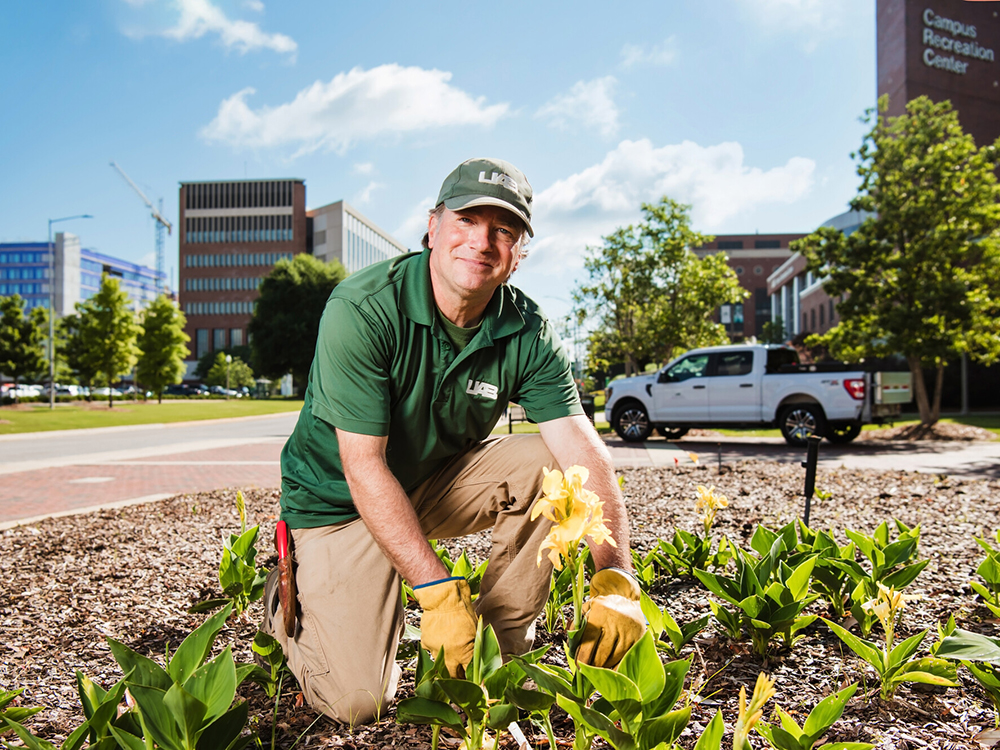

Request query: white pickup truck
[{"left": 603, "top": 344, "right": 911, "bottom": 446}]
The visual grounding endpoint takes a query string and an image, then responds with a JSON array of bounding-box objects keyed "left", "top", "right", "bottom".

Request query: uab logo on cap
[{"left": 479, "top": 171, "right": 519, "bottom": 195}]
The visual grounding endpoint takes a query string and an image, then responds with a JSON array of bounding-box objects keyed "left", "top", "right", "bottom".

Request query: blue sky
[{"left": 1, "top": 0, "right": 875, "bottom": 322}]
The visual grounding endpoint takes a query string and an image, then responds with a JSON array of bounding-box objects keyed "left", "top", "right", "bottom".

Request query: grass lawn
[{"left": 0, "top": 398, "right": 303, "bottom": 435}]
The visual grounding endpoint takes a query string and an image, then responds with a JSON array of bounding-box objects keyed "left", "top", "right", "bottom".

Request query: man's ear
[{"left": 427, "top": 212, "right": 440, "bottom": 250}]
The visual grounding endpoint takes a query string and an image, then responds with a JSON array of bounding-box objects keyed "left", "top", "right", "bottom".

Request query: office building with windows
[
  {"left": 1, "top": 235, "right": 161, "bottom": 314},
  {"left": 693, "top": 234, "right": 804, "bottom": 340},
  {"left": 307, "top": 200, "right": 408, "bottom": 273},
  {"left": 178, "top": 179, "right": 308, "bottom": 360}
]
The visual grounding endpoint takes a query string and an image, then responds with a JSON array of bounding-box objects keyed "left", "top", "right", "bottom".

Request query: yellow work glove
[
  {"left": 411, "top": 576, "right": 478, "bottom": 678},
  {"left": 575, "top": 567, "right": 647, "bottom": 670}
]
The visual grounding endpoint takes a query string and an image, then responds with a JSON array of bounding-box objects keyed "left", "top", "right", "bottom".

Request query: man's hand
[
  {"left": 575, "top": 568, "right": 646, "bottom": 669},
  {"left": 411, "top": 577, "right": 478, "bottom": 678}
]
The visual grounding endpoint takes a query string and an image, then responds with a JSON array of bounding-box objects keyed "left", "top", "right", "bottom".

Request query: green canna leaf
[
  {"left": 693, "top": 710, "right": 725, "bottom": 750},
  {"left": 182, "top": 646, "right": 237, "bottom": 724},
  {"left": 637, "top": 705, "right": 691, "bottom": 749},
  {"left": 194, "top": 700, "right": 250, "bottom": 750},
  {"left": 106, "top": 639, "right": 172, "bottom": 691},
  {"left": 168, "top": 604, "right": 233, "bottom": 684},
  {"left": 802, "top": 683, "right": 859, "bottom": 740},
  {"left": 938, "top": 629, "right": 1000, "bottom": 663},
  {"left": 823, "top": 619, "right": 883, "bottom": 672},
  {"left": 395, "top": 697, "right": 464, "bottom": 730},
  {"left": 162, "top": 683, "right": 208, "bottom": 750},
  {"left": 619, "top": 631, "right": 665, "bottom": 704}
]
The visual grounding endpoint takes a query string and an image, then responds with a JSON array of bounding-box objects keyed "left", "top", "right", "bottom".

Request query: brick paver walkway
[{"left": 0, "top": 440, "right": 282, "bottom": 529}]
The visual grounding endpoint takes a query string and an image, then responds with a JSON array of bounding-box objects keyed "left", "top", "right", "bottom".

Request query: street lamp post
[
  {"left": 225, "top": 354, "right": 232, "bottom": 400},
  {"left": 47, "top": 214, "right": 93, "bottom": 409}
]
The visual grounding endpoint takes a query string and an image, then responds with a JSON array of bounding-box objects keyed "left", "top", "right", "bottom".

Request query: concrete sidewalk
[{"left": 604, "top": 434, "right": 1000, "bottom": 480}]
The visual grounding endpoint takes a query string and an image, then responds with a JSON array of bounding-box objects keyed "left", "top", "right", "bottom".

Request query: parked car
[
  {"left": 91, "top": 387, "right": 124, "bottom": 398},
  {"left": 604, "top": 344, "right": 912, "bottom": 446},
  {"left": 164, "top": 384, "right": 210, "bottom": 397},
  {"left": 209, "top": 385, "right": 241, "bottom": 397}
]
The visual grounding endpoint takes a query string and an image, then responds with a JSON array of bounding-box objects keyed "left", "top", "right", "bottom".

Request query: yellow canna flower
[
  {"left": 861, "top": 581, "right": 918, "bottom": 646},
  {"left": 687, "top": 452, "right": 699, "bottom": 465},
  {"left": 694, "top": 485, "right": 728, "bottom": 535},
  {"left": 733, "top": 673, "right": 776, "bottom": 749},
  {"left": 533, "top": 465, "right": 616, "bottom": 569}
]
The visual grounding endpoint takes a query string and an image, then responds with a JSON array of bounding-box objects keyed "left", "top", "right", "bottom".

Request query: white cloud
[
  {"left": 353, "top": 162, "right": 374, "bottom": 175},
  {"left": 159, "top": 0, "right": 296, "bottom": 56},
  {"left": 536, "top": 77, "right": 619, "bottom": 138},
  {"left": 353, "top": 180, "right": 384, "bottom": 205},
  {"left": 242, "top": 0, "right": 264, "bottom": 11},
  {"left": 735, "top": 0, "right": 866, "bottom": 48},
  {"left": 620, "top": 37, "right": 678, "bottom": 68},
  {"left": 201, "top": 64, "right": 510, "bottom": 155},
  {"left": 524, "top": 138, "right": 815, "bottom": 274},
  {"left": 394, "top": 196, "right": 436, "bottom": 247}
]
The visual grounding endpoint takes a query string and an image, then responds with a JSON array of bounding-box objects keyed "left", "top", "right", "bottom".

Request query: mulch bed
[
  {"left": 859, "top": 422, "right": 997, "bottom": 442},
  {"left": 3, "top": 462, "right": 999, "bottom": 749}
]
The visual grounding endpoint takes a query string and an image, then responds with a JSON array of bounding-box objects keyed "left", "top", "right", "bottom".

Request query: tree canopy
[
  {"left": 195, "top": 344, "right": 252, "bottom": 380},
  {"left": 574, "top": 197, "right": 748, "bottom": 377},
  {"left": 794, "top": 96, "right": 1000, "bottom": 425},
  {"left": 67, "top": 274, "right": 144, "bottom": 408},
  {"left": 248, "top": 253, "right": 348, "bottom": 391},
  {"left": 204, "top": 352, "right": 255, "bottom": 390},
  {"left": 137, "top": 295, "right": 191, "bottom": 403},
  {"left": 0, "top": 295, "right": 47, "bottom": 402}
]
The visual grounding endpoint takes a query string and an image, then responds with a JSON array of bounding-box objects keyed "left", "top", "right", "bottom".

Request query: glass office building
[
  {"left": 308, "top": 200, "right": 408, "bottom": 273},
  {"left": 0, "top": 238, "right": 162, "bottom": 314}
]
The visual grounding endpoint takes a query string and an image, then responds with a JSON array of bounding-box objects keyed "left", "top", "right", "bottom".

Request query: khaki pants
[{"left": 262, "top": 434, "right": 557, "bottom": 725}]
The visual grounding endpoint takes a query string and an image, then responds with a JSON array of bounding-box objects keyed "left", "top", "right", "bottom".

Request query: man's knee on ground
[{"left": 303, "top": 676, "right": 397, "bottom": 726}]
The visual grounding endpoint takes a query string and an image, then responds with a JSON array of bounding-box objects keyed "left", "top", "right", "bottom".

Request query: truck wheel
[
  {"left": 779, "top": 404, "right": 825, "bottom": 447},
  {"left": 657, "top": 426, "right": 690, "bottom": 440},
  {"left": 826, "top": 422, "right": 862, "bottom": 444},
  {"left": 613, "top": 401, "right": 653, "bottom": 442}
]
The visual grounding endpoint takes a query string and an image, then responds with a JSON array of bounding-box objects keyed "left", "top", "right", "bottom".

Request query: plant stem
[
  {"left": 270, "top": 671, "right": 284, "bottom": 750},
  {"left": 572, "top": 549, "right": 585, "bottom": 632}
]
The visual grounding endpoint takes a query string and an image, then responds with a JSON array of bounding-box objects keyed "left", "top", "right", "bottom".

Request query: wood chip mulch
[
  {"left": 859, "top": 421, "right": 997, "bottom": 442},
  {"left": 3, "top": 462, "right": 999, "bottom": 749}
]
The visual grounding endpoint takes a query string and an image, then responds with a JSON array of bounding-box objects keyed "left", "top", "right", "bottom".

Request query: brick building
[
  {"left": 879, "top": 0, "right": 1000, "bottom": 149},
  {"left": 178, "top": 179, "right": 308, "bottom": 360},
  {"left": 693, "top": 234, "right": 804, "bottom": 340}
]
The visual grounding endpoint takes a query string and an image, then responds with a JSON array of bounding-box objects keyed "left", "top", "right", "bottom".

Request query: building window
[
  {"left": 819, "top": 304, "right": 825, "bottom": 327},
  {"left": 810, "top": 309, "right": 816, "bottom": 330},
  {"left": 755, "top": 240, "right": 780, "bottom": 249},
  {"left": 735, "top": 266, "right": 744, "bottom": 275},
  {"left": 718, "top": 240, "right": 744, "bottom": 250},
  {"left": 803, "top": 313, "right": 808, "bottom": 331},
  {"left": 196, "top": 329, "right": 209, "bottom": 359},
  {"left": 214, "top": 329, "right": 226, "bottom": 351},
  {"left": 231, "top": 329, "right": 243, "bottom": 347},
  {"left": 753, "top": 266, "right": 763, "bottom": 275},
  {"left": 830, "top": 299, "right": 835, "bottom": 322}
]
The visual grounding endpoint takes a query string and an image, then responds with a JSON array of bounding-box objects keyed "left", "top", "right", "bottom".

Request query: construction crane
[{"left": 110, "top": 160, "right": 172, "bottom": 294}]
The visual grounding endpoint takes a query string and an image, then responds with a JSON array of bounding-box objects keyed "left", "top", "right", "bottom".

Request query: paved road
[
  {"left": 0, "top": 412, "right": 300, "bottom": 529},
  {"left": 1, "top": 411, "right": 996, "bottom": 529}
]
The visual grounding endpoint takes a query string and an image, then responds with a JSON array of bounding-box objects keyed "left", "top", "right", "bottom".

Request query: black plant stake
[{"left": 801, "top": 435, "right": 821, "bottom": 526}]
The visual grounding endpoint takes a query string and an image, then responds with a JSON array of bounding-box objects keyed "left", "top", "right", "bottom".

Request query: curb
[{"left": 0, "top": 409, "right": 300, "bottom": 443}]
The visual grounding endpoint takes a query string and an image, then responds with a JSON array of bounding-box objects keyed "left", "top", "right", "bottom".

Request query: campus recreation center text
[{"left": 923, "top": 7, "right": 995, "bottom": 75}]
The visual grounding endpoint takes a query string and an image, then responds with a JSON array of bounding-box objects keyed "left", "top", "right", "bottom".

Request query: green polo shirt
[{"left": 279, "top": 248, "right": 583, "bottom": 528}]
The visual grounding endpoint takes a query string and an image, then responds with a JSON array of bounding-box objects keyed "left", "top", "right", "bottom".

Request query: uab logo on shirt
[{"left": 466, "top": 379, "right": 499, "bottom": 400}]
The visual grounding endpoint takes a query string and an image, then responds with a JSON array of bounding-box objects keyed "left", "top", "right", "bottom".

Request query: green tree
[
  {"left": 248, "top": 253, "right": 348, "bottom": 392},
  {"left": 794, "top": 96, "right": 1000, "bottom": 425},
  {"left": 204, "top": 351, "right": 255, "bottom": 390},
  {"left": 0, "top": 295, "right": 47, "bottom": 403},
  {"left": 61, "top": 308, "right": 99, "bottom": 397},
  {"left": 195, "top": 344, "right": 252, "bottom": 380},
  {"left": 137, "top": 295, "right": 191, "bottom": 403},
  {"left": 574, "top": 197, "right": 748, "bottom": 377},
  {"left": 72, "top": 274, "right": 144, "bottom": 408}
]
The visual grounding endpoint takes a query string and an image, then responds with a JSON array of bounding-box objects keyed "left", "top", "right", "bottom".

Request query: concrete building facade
[
  {"left": 178, "top": 179, "right": 308, "bottom": 360},
  {"left": 693, "top": 234, "right": 804, "bottom": 340},
  {"left": 308, "top": 200, "right": 408, "bottom": 273}
]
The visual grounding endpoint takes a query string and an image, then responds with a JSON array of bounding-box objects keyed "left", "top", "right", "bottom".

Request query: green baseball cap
[{"left": 435, "top": 157, "right": 534, "bottom": 237}]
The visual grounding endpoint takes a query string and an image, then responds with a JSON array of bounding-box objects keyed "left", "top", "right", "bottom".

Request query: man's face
[{"left": 426, "top": 205, "right": 525, "bottom": 301}]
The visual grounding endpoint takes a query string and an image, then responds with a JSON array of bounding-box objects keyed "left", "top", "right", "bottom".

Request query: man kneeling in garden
[{"left": 263, "top": 158, "right": 645, "bottom": 724}]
